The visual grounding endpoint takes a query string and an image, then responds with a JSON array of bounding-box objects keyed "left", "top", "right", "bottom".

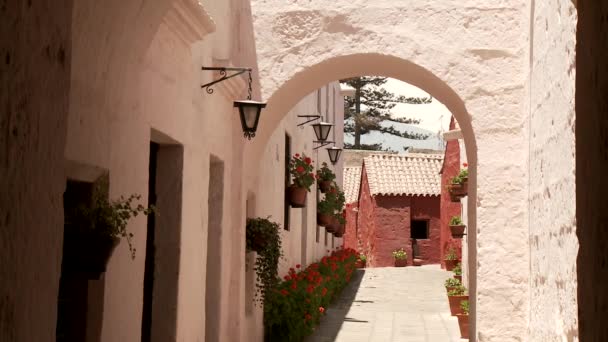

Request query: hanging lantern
[
  {"left": 311, "top": 122, "right": 333, "bottom": 142},
  {"left": 327, "top": 147, "right": 343, "bottom": 165},
  {"left": 234, "top": 100, "right": 266, "bottom": 139}
]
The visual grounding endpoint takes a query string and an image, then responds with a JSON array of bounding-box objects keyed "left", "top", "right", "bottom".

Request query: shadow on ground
[{"left": 305, "top": 269, "right": 366, "bottom": 341}]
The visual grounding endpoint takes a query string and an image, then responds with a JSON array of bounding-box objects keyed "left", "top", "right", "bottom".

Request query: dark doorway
[
  {"left": 411, "top": 220, "right": 429, "bottom": 239},
  {"left": 141, "top": 140, "right": 184, "bottom": 342},
  {"left": 205, "top": 156, "right": 224, "bottom": 342}
]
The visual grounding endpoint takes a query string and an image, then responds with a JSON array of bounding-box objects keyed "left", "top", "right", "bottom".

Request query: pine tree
[{"left": 341, "top": 76, "right": 432, "bottom": 151}]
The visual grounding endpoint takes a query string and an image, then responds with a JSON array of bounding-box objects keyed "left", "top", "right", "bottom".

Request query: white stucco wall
[
  {"left": 527, "top": 1, "right": 578, "bottom": 340},
  {"left": 250, "top": 1, "right": 530, "bottom": 340}
]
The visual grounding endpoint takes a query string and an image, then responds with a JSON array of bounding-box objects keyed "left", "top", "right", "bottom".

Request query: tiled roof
[
  {"left": 363, "top": 153, "right": 444, "bottom": 197},
  {"left": 343, "top": 167, "right": 362, "bottom": 204}
]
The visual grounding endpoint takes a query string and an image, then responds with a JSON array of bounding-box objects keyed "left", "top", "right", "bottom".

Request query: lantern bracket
[
  {"left": 313, "top": 141, "right": 335, "bottom": 150},
  {"left": 201, "top": 67, "right": 252, "bottom": 95},
  {"left": 297, "top": 115, "right": 321, "bottom": 127}
]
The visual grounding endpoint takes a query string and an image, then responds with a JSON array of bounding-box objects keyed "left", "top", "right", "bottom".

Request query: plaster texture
[
  {"left": 527, "top": 1, "right": 579, "bottom": 340},
  {"left": 576, "top": 1, "right": 608, "bottom": 340},
  {"left": 0, "top": 1, "right": 72, "bottom": 341},
  {"left": 250, "top": 1, "right": 530, "bottom": 339}
]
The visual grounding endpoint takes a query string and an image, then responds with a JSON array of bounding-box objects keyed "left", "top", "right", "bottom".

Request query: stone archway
[{"left": 247, "top": 2, "right": 531, "bottom": 340}]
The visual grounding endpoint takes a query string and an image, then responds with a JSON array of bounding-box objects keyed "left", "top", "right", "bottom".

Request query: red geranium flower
[
  {"left": 296, "top": 264, "right": 301, "bottom": 269},
  {"left": 319, "top": 307, "right": 325, "bottom": 314},
  {"left": 305, "top": 157, "right": 312, "bottom": 164},
  {"left": 295, "top": 153, "right": 300, "bottom": 158},
  {"left": 296, "top": 166, "right": 305, "bottom": 174},
  {"left": 463, "top": 162, "right": 468, "bottom": 167},
  {"left": 280, "top": 289, "right": 289, "bottom": 296}
]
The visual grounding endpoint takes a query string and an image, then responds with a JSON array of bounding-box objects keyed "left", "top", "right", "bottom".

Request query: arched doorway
[{"left": 245, "top": 48, "right": 529, "bottom": 339}]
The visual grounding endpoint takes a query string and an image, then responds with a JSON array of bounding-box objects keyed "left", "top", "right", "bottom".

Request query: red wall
[
  {"left": 439, "top": 117, "right": 463, "bottom": 267},
  {"left": 343, "top": 202, "right": 358, "bottom": 251}
]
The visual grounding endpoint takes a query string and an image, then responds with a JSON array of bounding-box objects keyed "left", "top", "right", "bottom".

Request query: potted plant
[
  {"left": 444, "top": 277, "right": 461, "bottom": 293},
  {"left": 316, "top": 162, "right": 336, "bottom": 193},
  {"left": 457, "top": 300, "right": 470, "bottom": 339},
  {"left": 448, "top": 165, "right": 469, "bottom": 202},
  {"left": 245, "top": 217, "right": 283, "bottom": 305},
  {"left": 332, "top": 214, "right": 346, "bottom": 237},
  {"left": 444, "top": 247, "right": 459, "bottom": 271},
  {"left": 317, "top": 193, "right": 336, "bottom": 227},
  {"left": 449, "top": 215, "right": 466, "bottom": 238},
  {"left": 355, "top": 254, "right": 367, "bottom": 268},
  {"left": 447, "top": 285, "right": 468, "bottom": 316},
  {"left": 392, "top": 248, "right": 408, "bottom": 267},
  {"left": 63, "top": 193, "right": 155, "bottom": 279},
  {"left": 287, "top": 153, "right": 315, "bottom": 208},
  {"left": 453, "top": 263, "right": 463, "bottom": 282}
]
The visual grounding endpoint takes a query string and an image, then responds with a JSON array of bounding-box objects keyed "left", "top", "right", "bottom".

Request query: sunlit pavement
[{"left": 306, "top": 265, "right": 466, "bottom": 342}]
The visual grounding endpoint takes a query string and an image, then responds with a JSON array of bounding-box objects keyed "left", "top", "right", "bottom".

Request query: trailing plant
[
  {"left": 445, "top": 247, "right": 458, "bottom": 261},
  {"left": 315, "top": 162, "right": 336, "bottom": 182},
  {"left": 264, "top": 247, "right": 358, "bottom": 341},
  {"left": 445, "top": 278, "right": 461, "bottom": 288},
  {"left": 69, "top": 193, "right": 155, "bottom": 259},
  {"left": 453, "top": 263, "right": 462, "bottom": 276},
  {"left": 245, "top": 217, "right": 283, "bottom": 305},
  {"left": 392, "top": 248, "right": 407, "bottom": 260},
  {"left": 449, "top": 215, "right": 463, "bottom": 226},
  {"left": 448, "top": 285, "right": 467, "bottom": 296},
  {"left": 460, "top": 300, "right": 469, "bottom": 315},
  {"left": 288, "top": 153, "right": 315, "bottom": 191}
]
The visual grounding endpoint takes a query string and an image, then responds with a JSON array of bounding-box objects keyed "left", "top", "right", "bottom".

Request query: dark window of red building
[{"left": 411, "top": 220, "right": 429, "bottom": 239}]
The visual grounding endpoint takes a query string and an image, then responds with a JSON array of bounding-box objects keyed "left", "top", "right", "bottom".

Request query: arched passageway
[{"left": 248, "top": 2, "right": 532, "bottom": 339}]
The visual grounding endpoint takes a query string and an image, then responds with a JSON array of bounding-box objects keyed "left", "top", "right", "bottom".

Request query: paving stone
[{"left": 305, "top": 266, "right": 463, "bottom": 342}]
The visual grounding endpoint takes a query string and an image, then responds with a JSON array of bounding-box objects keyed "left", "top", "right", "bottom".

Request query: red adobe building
[{"left": 343, "top": 153, "right": 444, "bottom": 267}]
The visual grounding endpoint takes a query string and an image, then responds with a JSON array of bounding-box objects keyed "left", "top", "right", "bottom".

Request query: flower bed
[{"left": 264, "top": 247, "right": 358, "bottom": 341}]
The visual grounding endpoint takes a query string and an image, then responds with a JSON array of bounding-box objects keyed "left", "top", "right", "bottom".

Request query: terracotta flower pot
[
  {"left": 445, "top": 259, "right": 459, "bottom": 271},
  {"left": 457, "top": 314, "right": 470, "bottom": 339},
  {"left": 333, "top": 232, "right": 343, "bottom": 238},
  {"left": 454, "top": 275, "right": 462, "bottom": 282},
  {"left": 448, "top": 295, "right": 468, "bottom": 316},
  {"left": 450, "top": 224, "right": 466, "bottom": 238},
  {"left": 317, "top": 212, "right": 333, "bottom": 227},
  {"left": 394, "top": 259, "right": 407, "bottom": 267},
  {"left": 446, "top": 286, "right": 457, "bottom": 293},
  {"left": 287, "top": 185, "right": 307, "bottom": 208},
  {"left": 448, "top": 183, "right": 467, "bottom": 202},
  {"left": 325, "top": 221, "right": 338, "bottom": 233},
  {"left": 413, "top": 258, "right": 423, "bottom": 266},
  {"left": 355, "top": 260, "right": 366, "bottom": 268},
  {"left": 62, "top": 231, "right": 121, "bottom": 280},
  {"left": 318, "top": 180, "right": 332, "bottom": 193}
]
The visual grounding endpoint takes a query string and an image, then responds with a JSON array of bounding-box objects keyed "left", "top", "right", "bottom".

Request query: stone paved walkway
[{"left": 305, "top": 265, "right": 466, "bottom": 342}]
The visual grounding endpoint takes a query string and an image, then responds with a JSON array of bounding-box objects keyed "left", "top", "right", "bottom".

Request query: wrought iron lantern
[
  {"left": 311, "top": 122, "right": 333, "bottom": 142},
  {"left": 201, "top": 67, "right": 266, "bottom": 140},
  {"left": 327, "top": 147, "right": 343, "bottom": 165}
]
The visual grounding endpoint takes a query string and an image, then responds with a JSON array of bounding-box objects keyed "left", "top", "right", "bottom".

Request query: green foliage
[
  {"left": 453, "top": 263, "right": 462, "bottom": 276},
  {"left": 289, "top": 153, "right": 315, "bottom": 191},
  {"left": 445, "top": 247, "right": 458, "bottom": 261},
  {"left": 264, "top": 248, "right": 358, "bottom": 341},
  {"left": 245, "top": 217, "right": 283, "bottom": 305},
  {"left": 449, "top": 215, "right": 463, "bottom": 226},
  {"left": 340, "top": 76, "right": 432, "bottom": 151},
  {"left": 69, "top": 193, "right": 155, "bottom": 259},
  {"left": 318, "top": 184, "right": 346, "bottom": 216},
  {"left": 450, "top": 168, "right": 469, "bottom": 185},
  {"left": 448, "top": 285, "right": 467, "bottom": 296},
  {"left": 444, "top": 278, "right": 461, "bottom": 288},
  {"left": 315, "top": 162, "right": 336, "bottom": 182},
  {"left": 358, "top": 254, "right": 367, "bottom": 262},
  {"left": 392, "top": 248, "right": 407, "bottom": 260},
  {"left": 460, "top": 300, "right": 470, "bottom": 315}
]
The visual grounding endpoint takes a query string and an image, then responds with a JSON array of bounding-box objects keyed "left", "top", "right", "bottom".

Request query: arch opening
[{"left": 245, "top": 52, "right": 479, "bottom": 338}]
